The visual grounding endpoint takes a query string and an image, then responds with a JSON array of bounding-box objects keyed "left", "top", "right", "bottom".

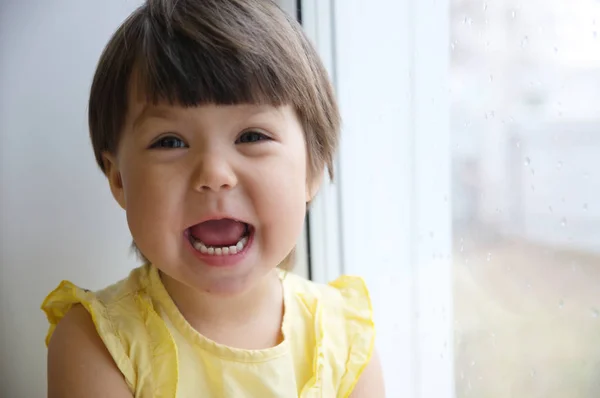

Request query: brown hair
[
  {"left": 89, "top": 0, "right": 339, "bottom": 267},
  {"left": 89, "top": 0, "right": 339, "bottom": 179}
]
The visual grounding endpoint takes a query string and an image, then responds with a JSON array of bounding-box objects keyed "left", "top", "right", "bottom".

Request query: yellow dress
[{"left": 42, "top": 265, "right": 374, "bottom": 397}]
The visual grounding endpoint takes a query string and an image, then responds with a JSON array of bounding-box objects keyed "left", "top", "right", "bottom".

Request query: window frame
[{"left": 303, "top": 0, "right": 455, "bottom": 396}]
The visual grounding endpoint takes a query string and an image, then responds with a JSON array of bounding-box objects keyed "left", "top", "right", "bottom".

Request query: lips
[
  {"left": 189, "top": 219, "right": 247, "bottom": 246},
  {"left": 188, "top": 222, "right": 252, "bottom": 256}
]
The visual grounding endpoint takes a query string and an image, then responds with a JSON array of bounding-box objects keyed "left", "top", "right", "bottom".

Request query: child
[{"left": 42, "top": 0, "right": 384, "bottom": 396}]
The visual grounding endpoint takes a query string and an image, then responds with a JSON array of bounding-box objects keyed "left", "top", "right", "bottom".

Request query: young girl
[{"left": 42, "top": 1, "right": 384, "bottom": 396}]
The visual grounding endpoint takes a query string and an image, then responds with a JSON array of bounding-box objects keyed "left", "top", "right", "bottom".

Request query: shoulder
[
  {"left": 348, "top": 349, "right": 386, "bottom": 397},
  {"left": 42, "top": 266, "right": 153, "bottom": 395},
  {"left": 47, "top": 305, "right": 133, "bottom": 397},
  {"left": 283, "top": 271, "right": 371, "bottom": 307},
  {"left": 282, "top": 272, "right": 377, "bottom": 397},
  {"left": 283, "top": 272, "right": 373, "bottom": 333},
  {"left": 42, "top": 265, "right": 152, "bottom": 341}
]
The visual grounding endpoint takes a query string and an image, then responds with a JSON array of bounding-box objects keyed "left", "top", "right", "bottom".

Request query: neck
[{"left": 161, "top": 269, "right": 283, "bottom": 330}]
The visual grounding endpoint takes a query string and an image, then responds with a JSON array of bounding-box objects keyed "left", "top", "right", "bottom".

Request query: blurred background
[
  {"left": 451, "top": 0, "right": 600, "bottom": 396},
  {"left": 1, "top": 0, "right": 599, "bottom": 397}
]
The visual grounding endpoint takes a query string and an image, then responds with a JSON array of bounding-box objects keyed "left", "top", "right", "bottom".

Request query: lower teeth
[{"left": 191, "top": 235, "right": 249, "bottom": 256}]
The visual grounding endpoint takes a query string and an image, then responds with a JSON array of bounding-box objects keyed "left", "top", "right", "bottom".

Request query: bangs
[
  {"left": 90, "top": 0, "right": 339, "bottom": 179},
  {"left": 132, "top": 9, "right": 300, "bottom": 108}
]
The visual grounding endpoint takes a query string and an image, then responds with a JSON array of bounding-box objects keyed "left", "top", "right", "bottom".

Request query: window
[
  {"left": 307, "top": 0, "right": 600, "bottom": 396},
  {"left": 452, "top": 0, "right": 600, "bottom": 396}
]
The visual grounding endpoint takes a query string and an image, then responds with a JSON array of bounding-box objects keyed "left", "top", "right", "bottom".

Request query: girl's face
[{"left": 104, "top": 99, "right": 318, "bottom": 295}]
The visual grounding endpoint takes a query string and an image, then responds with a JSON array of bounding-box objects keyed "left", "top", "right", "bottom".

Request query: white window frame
[
  {"left": 299, "top": 0, "right": 344, "bottom": 284},
  {"left": 303, "top": 0, "right": 455, "bottom": 397}
]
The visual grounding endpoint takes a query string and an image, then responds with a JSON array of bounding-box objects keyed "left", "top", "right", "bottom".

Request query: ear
[
  {"left": 102, "top": 152, "right": 126, "bottom": 210},
  {"left": 306, "top": 169, "right": 324, "bottom": 203}
]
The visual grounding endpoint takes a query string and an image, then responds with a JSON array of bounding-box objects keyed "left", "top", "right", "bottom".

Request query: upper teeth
[{"left": 191, "top": 235, "right": 249, "bottom": 256}]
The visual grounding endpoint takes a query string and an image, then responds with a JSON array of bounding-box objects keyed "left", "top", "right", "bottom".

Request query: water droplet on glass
[
  {"left": 429, "top": 231, "right": 434, "bottom": 238},
  {"left": 524, "top": 157, "right": 531, "bottom": 166},
  {"left": 584, "top": 203, "right": 589, "bottom": 211},
  {"left": 521, "top": 36, "right": 529, "bottom": 48},
  {"left": 549, "top": 205, "right": 553, "bottom": 213},
  {"left": 516, "top": 140, "right": 521, "bottom": 149},
  {"left": 489, "top": 74, "right": 494, "bottom": 82},
  {"left": 584, "top": 172, "right": 590, "bottom": 179},
  {"left": 487, "top": 253, "right": 492, "bottom": 262},
  {"left": 527, "top": 283, "right": 532, "bottom": 289},
  {"left": 471, "top": 360, "right": 476, "bottom": 367},
  {"left": 554, "top": 47, "right": 559, "bottom": 54},
  {"left": 594, "top": 31, "right": 598, "bottom": 39},
  {"left": 483, "top": 2, "right": 488, "bottom": 11},
  {"left": 511, "top": 10, "right": 517, "bottom": 19},
  {"left": 592, "top": 309, "right": 599, "bottom": 318},
  {"left": 531, "top": 168, "right": 535, "bottom": 176},
  {"left": 531, "top": 184, "right": 535, "bottom": 191},
  {"left": 559, "top": 299, "right": 564, "bottom": 309},
  {"left": 561, "top": 218, "right": 567, "bottom": 227},
  {"left": 557, "top": 161, "right": 563, "bottom": 169},
  {"left": 530, "top": 369, "right": 536, "bottom": 378}
]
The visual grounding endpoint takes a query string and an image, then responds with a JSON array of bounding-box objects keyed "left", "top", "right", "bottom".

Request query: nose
[{"left": 193, "top": 153, "right": 238, "bottom": 192}]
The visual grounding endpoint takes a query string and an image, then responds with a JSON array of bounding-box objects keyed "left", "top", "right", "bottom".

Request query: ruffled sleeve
[
  {"left": 327, "top": 275, "right": 376, "bottom": 398},
  {"left": 41, "top": 280, "right": 137, "bottom": 391}
]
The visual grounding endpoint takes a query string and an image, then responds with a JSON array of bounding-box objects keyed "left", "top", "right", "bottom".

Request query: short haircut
[{"left": 88, "top": 0, "right": 340, "bottom": 268}]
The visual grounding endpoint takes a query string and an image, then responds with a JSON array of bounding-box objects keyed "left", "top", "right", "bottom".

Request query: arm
[
  {"left": 349, "top": 349, "right": 386, "bottom": 398},
  {"left": 47, "top": 305, "right": 133, "bottom": 398}
]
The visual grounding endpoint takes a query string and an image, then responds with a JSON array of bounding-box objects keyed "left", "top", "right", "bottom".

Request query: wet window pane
[{"left": 451, "top": 0, "right": 600, "bottom": 396}]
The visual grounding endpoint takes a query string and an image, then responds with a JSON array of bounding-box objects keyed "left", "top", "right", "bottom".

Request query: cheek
[
  {"left": 121, "top": 162, "right": 186, "bottom": 246},
  {"left": 251, "top": 148, "right": 308, "bottom": 235}
]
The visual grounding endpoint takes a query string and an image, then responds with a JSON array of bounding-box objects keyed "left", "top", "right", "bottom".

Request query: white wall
[{"left": 0, "top": 2, "right": 142, "bottom": 396}]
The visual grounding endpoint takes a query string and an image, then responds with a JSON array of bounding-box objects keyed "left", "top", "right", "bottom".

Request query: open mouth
[{"left": 187, "top": 219, "right": 252, "bottom": 256}]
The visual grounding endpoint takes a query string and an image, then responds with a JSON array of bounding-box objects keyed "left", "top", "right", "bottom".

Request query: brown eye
[
  {"left": 150, "top": 136, "right": 187, "bottom": 149},
  {"left": 236, "top": 131, "right": 270, "bottom": 144}
]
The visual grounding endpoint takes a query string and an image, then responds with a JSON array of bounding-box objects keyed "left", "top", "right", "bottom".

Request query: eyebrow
[
  {"left": 235, "top": 104, "right": 288, "bottom": 122},
  {"left": 130, "top": 103, "right": 288, "bottom": 132},
  {"left": 131, "top": 105, "right": 177, "bottom": 131}
]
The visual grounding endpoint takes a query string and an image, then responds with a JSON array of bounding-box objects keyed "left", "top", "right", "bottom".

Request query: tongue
[{"left": 190, "top": 219, "right": 246, "bottom": 247}]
